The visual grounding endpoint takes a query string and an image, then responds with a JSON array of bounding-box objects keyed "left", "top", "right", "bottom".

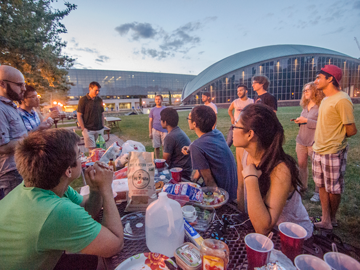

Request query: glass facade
[
  {"left": 67, "top": 69, "right": 195, "bottom": 100},
  {"left": 184, "top": 55, "right": 360, "bottom": 104}
]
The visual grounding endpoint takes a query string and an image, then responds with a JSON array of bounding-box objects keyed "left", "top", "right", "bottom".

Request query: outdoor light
[
  {"left": 53, "top": 101, "right": 57, "bottom": 105},
  {"left": 103, "top": 103, "right": 105, "bottom": 106},
  {"left": 37, "top": 94, "right": 41, "bottom": 98}
]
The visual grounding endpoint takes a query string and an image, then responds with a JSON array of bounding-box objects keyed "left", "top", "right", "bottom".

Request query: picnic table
[
  {"left": 101, "top": 201, "right": 284, "bottom": 270},
  {"left": 105, "top": 117, "right": 122, "bottom": 130}
]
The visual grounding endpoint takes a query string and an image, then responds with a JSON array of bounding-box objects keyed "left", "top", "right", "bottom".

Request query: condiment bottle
[{"left": 108, "top": 159, "right": 116, "bottom": 171}]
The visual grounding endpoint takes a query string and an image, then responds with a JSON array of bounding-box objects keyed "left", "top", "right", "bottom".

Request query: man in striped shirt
[{"left": 18, "top": 85, "right": 58, "bottom": 132}]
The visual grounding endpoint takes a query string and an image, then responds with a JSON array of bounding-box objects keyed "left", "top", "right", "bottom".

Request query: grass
[{"left": 69, "top": 105, "right": 360, "bottom": 248}]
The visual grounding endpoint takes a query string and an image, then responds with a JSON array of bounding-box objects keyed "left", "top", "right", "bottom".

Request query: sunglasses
[{"left": 2, "top": 80, "right": 26, "bottom": 88}]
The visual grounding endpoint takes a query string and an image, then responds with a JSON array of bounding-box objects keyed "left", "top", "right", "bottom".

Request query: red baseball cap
[{"left": 321, "top": 65, "right": 342, "bottom": 84}]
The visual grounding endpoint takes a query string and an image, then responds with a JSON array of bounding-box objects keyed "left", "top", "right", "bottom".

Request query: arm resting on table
[
  {"left": 162, "top": 152, "right": 171, "bottom": 165},
  {"left": 200, "top": 168, "right": 217, "bottom": 187},
  {"left": 80, "top": 190, "right": 124, "bottom": 257}
]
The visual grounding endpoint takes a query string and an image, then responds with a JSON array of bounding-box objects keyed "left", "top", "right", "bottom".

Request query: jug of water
[{"left": 145, "top": 192, "right": 184, "bottom": 257}]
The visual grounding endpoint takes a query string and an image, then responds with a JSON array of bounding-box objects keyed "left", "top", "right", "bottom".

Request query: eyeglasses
[
  {"left": 2, "top": 80, "right": 26, "bottom": 88},
  {"left": 232, "top": 124, "right": 246, "bottom": 130},
  {"left": 186, "top": 117, "right": 192, "bottom": 121}
]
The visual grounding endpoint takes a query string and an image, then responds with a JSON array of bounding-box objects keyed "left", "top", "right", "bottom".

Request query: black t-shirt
[
  {"left": 255, "top": 92, "right": 278, "bottom": 111},
  {"left": 163, "top": 126, "right": 192, "bottom": 180},
  {"left": 77, "top": 94, "right": 104, "bottom": 130}
]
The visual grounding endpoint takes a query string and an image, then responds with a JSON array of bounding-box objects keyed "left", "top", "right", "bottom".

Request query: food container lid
[
  {"left": 174, "top": 242, "right": 202, "bottom": 270},
  {"left": 121, "top": 212, "right": 145, "bottom": 240}
]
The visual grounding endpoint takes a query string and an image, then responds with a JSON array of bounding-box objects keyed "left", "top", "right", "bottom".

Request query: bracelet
[{"left": 243, "top": 175, "right": 258, "bottom": 180}]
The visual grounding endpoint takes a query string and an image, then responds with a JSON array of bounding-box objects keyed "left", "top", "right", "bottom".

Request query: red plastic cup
[
  {"left": 279, "top": 222, "right": 307, "bottom": 262},
  {"left": 245, "top": 233, "right": 274, "bottom": 270},
  {"left": 170, "top": 167, "right": 182, "bottom": 182},
  {"left": 154, "top": 159, "right": 166, "bottom": 168}
]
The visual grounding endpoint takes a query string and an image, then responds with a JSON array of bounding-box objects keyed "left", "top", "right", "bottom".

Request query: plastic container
[
  {"left": 174, "top": 242, "right": 202, "bottom": 270},
  {"left": 145, "top": 192, "right": 184, "bottom": 257}
]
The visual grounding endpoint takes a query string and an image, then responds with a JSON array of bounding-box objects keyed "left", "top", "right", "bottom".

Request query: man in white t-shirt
[
  {"left": 202, "top": 92, "right": 217, "bottom": 128},
  {"left": 226, "top": 84, "right": 254, "bottom": 147}
]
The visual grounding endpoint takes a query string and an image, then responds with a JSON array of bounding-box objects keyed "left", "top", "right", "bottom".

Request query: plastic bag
[
  {"left": 122, "top": 140, "right": 146, "bottom": 154},
  {"left": 99, "top": 142, "right": 121, "bottom": 164},
  {"left": 114, "top": 167, "right": 128, "bottom": 180},
  {"left": 89, "top": 148, "right": 106, "bottom": 162},
  {"left": 115, "top": 153, "right": 129, "bottom": 168}
]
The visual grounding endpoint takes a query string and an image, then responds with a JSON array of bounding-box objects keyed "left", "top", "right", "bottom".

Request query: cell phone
[{"left": 290, "top": 118, "right": 296, "bottom": 121}]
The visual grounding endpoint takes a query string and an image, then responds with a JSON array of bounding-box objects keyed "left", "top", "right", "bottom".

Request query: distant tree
[{"left": 0, "top": 0, "right": 77, "bottom": 99}]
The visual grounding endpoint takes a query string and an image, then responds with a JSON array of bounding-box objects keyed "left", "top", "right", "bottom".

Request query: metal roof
[{"left": 182, "top": 44, "right": 352, "bottom": 100}]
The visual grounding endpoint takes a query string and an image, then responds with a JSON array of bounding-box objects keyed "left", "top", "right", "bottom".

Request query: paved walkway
[{"left": 79, "top": 134, "right": 124, "bottom": 153}]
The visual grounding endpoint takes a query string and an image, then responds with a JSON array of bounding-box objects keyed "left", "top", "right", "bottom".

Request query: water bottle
[
  {"left": 146, "top": 192, "right": 184, "bottom": 257},
  {"left": 96, "top": 134, "right": 106, "bottom": 150}
]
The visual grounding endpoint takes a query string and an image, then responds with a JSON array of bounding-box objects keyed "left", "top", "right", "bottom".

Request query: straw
[
  {"left": 261, "top": 232, "right": 273, "bottom": 249},
  {"left": 332, "top": 243, "right": 341, "bottom": 270}
]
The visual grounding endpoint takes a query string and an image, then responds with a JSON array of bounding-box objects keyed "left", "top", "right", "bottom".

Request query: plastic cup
[
  {"left": 324, "top": 252, "right": 360, "bottom": 270},
  {"left": 279, "top": 222, "right": 307, "bottom": 262},
  {"left": 295, "top": 255, "right": 331, "bottom": 270},
  {"left": 170, "top": 167, "right": 183, "bottom": 182},
  {"left": 154, "top": 159, "right": 166, "bottom": 168},
  {"left": 182, "top": 205, "right": 197, "bottom": 222},
  {"left": 245, "top": 233, "right": 274, "bottom": 270}
]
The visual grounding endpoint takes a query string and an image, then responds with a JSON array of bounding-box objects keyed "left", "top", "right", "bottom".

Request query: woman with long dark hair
[
  {"left": 293, "top": 82, "right": 324, "bottom": 202},
  {"left": 233, "top": 104, "right": 313, "bottom": 238}
]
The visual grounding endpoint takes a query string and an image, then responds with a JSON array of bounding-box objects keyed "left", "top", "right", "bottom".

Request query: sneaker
[{"left": 310, "top": 193, "right": 320, "bottom": 202}]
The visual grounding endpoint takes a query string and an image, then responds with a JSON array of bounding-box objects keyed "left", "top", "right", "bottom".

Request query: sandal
[{"left": 310, "top": 216, "right": 338, "bottom": 227}]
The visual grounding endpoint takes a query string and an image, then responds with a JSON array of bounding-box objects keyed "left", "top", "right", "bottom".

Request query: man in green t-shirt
[
  {"left": 0, "top": 129, "right": 124, "bottom": 270},
  {"left": 312, "top": 65, "right": 357, "bottom": 230}
]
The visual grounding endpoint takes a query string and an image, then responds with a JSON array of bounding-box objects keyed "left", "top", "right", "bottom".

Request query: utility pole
[{"left": 355, "top": 37, "right": 360, "bottom": 52}]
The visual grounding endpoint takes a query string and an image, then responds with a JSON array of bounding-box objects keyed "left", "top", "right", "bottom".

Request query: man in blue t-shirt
[
  {"left": 0, "top": 129, "right": 124, "bottom": 269},
  {"left": 183, "top": 105, "right": 238, "bottom": 200},
  {"left": 160, "top": 108, "right": 192, "bottom": 180},
  {"left": 149, "top": 95, "right": 167, "bottom": 158}
]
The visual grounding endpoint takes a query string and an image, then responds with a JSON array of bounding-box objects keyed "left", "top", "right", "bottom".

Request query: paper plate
[{"left": 115, "top": 252, "right": 178, "bottom": 270}]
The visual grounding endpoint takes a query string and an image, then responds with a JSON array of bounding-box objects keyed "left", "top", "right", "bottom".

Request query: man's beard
[{"left": 6, "top": 83, "right": 23, "bottom": 101}]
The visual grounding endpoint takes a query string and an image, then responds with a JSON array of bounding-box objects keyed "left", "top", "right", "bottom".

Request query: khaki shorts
[
  {"left": 296, "top": 143, "right": 313, "bottom": 159},
  {"left": 152, "top": 128, "right": 167, "bottom": 148},
  {"left": 82, "top": 129, "right": 104, "bottom": 148}
]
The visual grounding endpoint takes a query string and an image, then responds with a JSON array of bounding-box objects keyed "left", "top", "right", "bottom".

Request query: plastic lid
[{"left": 121, "top": 212, "right": 146, "bottom": 240}]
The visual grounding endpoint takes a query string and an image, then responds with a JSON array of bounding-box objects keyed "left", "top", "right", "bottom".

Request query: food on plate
[
  {"left": 155, "top": 181, "right": 164, "bottom": 190},
  {"left": 202, "top": 191, "right": 225, "bottom": 206}
]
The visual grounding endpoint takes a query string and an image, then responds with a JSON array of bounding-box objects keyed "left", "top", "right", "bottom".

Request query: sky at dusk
[{"left": 52, "top": 0, "right": 360, "bottom": 75}]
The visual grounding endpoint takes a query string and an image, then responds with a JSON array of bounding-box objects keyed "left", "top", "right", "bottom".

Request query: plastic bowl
[{"left": 194, "top": 186, "right": 229, "bottom": 209}]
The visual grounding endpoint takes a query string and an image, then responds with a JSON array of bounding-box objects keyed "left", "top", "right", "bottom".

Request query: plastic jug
[{"left": 146, "top": 192, "right": 184, "bottom": 257}]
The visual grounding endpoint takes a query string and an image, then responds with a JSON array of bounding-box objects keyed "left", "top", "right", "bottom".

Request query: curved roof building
[{"left": 182, "top": 45, "right": 360, "bottom": 104}]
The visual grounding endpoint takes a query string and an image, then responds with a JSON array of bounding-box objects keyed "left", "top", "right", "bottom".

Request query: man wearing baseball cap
[{"left": 312, "top": 65, "right": 357, "bottom": 230}]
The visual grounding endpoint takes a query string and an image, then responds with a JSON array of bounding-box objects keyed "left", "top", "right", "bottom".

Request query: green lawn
[{"left": 109, "top": 105, "right": 360, "bottom": 248}]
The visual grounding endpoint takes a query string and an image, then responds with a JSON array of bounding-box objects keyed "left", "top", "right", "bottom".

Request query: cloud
[
  {"left": 322, "top": 27, "right": 345, "bottom": 35},
  {"left": 116, "top": 17, "right": 217, "bottom": 60},
  {"left": 115, "top": 22, "right": 158, "bottom": 40},
  {"left": 141, "top": 48, "right": 174, "bottom": 60},
  {"left": 95, "top": 55, "right": 110, "bottom": 63}
]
